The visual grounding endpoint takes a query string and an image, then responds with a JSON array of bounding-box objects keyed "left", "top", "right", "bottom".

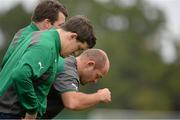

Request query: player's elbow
[
  {"left": 64, "top": 104, "right": 76, "bottom": 110},
  {"left": 64, "top": 102, "right": 78, "bottom": 110},
  {"left": 63, "top": 98, "right": 80, "bottom": 110},
  {"left": 62, "top": 92, "right": 82, "bottom": 110}
]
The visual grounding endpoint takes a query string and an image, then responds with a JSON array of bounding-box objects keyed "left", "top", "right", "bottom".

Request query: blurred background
[{"left": 0, "top": 0, "right": 180, "bottom": 119}]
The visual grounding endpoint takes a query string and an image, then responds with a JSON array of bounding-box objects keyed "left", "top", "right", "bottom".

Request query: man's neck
[{"left": 34, "top": 22, "right": 46, "bottom": 30}]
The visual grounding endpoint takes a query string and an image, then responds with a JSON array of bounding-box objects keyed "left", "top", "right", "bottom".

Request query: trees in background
[{"left": 0, "top": 0, "right": 180, "bottom": 112}]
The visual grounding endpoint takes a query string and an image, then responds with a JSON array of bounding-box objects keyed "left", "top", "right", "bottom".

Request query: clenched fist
[{"left": 97, "top": 88, "right": 111, "bottom": 103}]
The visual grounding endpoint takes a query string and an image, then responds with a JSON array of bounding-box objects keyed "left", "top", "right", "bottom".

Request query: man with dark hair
[
  {"left": 0, "top": 15, "right": 96, "bottom": 119},
  {"left": 1, "top": 0, "right": 68, "bottom": 70},
  {"left": 43, "top": 49, "right": 111, "bottom": 119},
  {"left": 31, "top": 0, "right": 68, "bottom": 29},
  {"left": 59, "top": 15, "right": 96, "bottom": 56}
]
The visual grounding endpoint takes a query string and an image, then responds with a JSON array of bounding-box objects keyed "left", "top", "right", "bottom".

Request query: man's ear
[
  {"left": 44, "top": 19, "right": 51, "bottom": 29},
  {"left": 87, "top": 61, "right": 95, "bottom": 69},
  {"left": 70, "top": 32, "right": 77, "bottom": 40}
]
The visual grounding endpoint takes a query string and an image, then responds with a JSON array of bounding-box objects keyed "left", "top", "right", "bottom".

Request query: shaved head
[{"left": 79, "top": 49, "right": 110, "bottom": 70}]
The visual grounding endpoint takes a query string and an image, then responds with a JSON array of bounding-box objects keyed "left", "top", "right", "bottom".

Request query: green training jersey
[
  {"left": 0, "top": 28, "right": 62, "bottom": 117},
  {"left": 0, "top": 23, "right": 39, "bottom": 95},
  {"left": 1, "top": 23, "right": 39, "bottom": 69}
]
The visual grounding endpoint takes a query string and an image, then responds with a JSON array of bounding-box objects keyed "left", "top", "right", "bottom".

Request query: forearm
[
  {"left": 62, "top": 88, "right": 111, "bottom": 110},
  {"left": 62, "top": 92, "right": 101, "bottom": 110},
  {"left": 12, "top": 64, "right": 38, "bottom": 114},
  {"left": 73, "top": 92, "right": 101, "bottom": 110}
]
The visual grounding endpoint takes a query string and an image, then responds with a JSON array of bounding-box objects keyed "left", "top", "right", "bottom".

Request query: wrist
[{"left": 96, "top": 91, "right": 103, "bottom": 102}]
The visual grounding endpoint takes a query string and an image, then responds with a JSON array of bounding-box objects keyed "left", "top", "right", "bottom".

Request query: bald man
[{"left": 44, "top": 49, "right": 111, "bottom": 119}]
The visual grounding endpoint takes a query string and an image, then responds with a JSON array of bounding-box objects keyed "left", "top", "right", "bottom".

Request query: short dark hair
[
  {"left": 32, "top": 0, "right": 68, "bottom": 24},
  {"left": 61, "top": 15, "right": 96, "bottom": 48}
]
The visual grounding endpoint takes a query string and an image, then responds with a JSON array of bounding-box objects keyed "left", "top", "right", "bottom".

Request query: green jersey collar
[{"left": 30, "top": 22, "right": 40, "bottom": 31}]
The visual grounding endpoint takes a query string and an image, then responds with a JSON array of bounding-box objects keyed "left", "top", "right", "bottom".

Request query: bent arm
[{"left": 61, "top": 88, "right": 111, "bottom": 110}]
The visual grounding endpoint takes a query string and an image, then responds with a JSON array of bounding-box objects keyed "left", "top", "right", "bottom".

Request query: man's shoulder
[
  {"left": 13, "top": 23, "right": 38, "bottom": 40},
  {"left": 19, "top": 23, "right": 36, "bottom": 35},
  {"left": 28, "top": 30, "right": 55, "bottom": 48},
  {"left": 64, "top": 56, "right": 77, "bottom": 71},
  {"left": 34, "top": 29, "right": 56, "bottom": 43},
  {"left": 64, "top": 56, "right": 76, "bottom": 65},
  {"left": 11, "top": 24, "right": 34, "bottom": 46},
  {"left": 13, "top": 25, "right": 28, "bottom": 38},
  {"left": 57, "top": 56, "right": 79, "bottom": 81}
]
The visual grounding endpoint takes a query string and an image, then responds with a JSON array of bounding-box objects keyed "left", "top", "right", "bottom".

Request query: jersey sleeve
[
  {"left": 53, "top": 70, "right": 79, "bottom": 94},
  {"left": 12, "top": 42, "right": 53, "bottom": 114}
]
